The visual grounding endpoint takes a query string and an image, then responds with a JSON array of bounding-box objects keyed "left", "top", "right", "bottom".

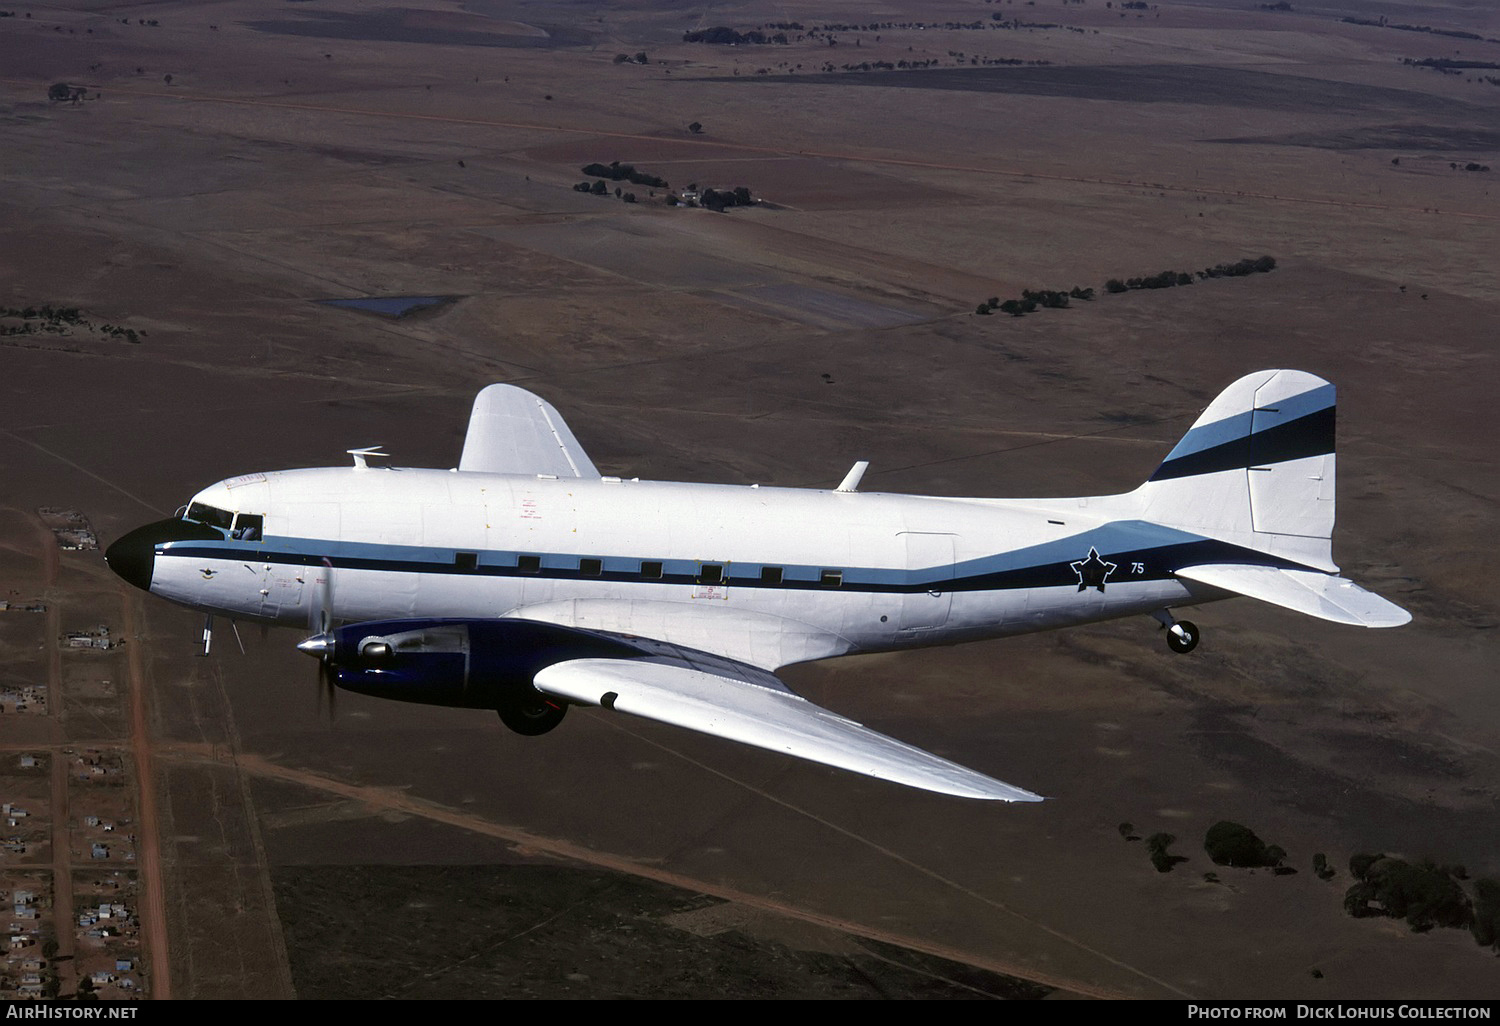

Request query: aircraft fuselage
[{"left": 139, "top": 466, "right": 1213, "bottom": 668}]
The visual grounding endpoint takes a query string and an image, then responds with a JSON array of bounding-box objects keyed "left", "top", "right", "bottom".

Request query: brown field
[{"left": 2, "top": 0, "right": 1497, "bottom": 1001}]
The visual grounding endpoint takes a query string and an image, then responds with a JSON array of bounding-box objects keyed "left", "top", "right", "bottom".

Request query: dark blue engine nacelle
[{"left": 323, "top": 618, "right": 639, "bottom": 735}]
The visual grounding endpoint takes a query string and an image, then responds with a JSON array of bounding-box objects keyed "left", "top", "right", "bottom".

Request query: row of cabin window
[{"left": 461, "top": 552, "right": 842, "bottom": 587}]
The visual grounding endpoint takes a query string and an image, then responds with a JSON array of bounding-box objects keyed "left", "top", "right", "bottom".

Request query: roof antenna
[
  {"left": 836, "top": 461, "right": 869, "bottom": 492},
  {"left": 347, "top": 446, "right": 388, "bottom": 470}
]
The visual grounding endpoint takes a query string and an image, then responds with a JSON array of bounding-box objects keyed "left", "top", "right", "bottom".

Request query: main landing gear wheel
[
  {"left": 1166, "top": 620, "right": 1200, "bottom": 654},
  {"left": 498, "top": 691, "right": 567, "bottom": 736}
]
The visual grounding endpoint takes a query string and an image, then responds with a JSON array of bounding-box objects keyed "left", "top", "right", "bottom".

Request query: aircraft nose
[{"left": 105, "top": 517, "right": 221, "bottom": 592}]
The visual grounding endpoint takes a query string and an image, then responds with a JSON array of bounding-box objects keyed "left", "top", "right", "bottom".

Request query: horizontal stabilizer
[
  {"left": 535, "top": 658, "right": 1043, "bottom": 802},
  {"left": 1175, "top": 564, "right": 1411, "bottom": 628}
]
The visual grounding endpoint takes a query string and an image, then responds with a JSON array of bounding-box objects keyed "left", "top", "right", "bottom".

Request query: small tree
[
  {"left": 48, "top": 82, "right": 71, "bottom": 102},
  {"left": 1146, "top": 833, "right": 1187, "bottom": 872},
  {"left": 688, "top": 121, "right": 703, "bottom": 134}
]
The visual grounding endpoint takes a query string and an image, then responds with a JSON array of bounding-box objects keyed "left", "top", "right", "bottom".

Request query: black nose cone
[{"left": 106, "top": 518, "right": 222, "bottom": 592}]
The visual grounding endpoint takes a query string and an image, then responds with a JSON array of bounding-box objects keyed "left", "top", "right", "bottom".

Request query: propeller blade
[{"left": 302, "top": 558, "right": 338, "bottom": 723}]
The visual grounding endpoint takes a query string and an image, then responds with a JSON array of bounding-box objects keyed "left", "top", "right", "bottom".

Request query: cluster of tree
[
  {"left": 1118, "top": 1, "right": 1150, "bottom": 9},
  {"left": 1204, "top": 821, "right": 1288, "bottom": 870},
  {"left": 1260, "top": 2, "right": 1293, "bottom": 10},
  {"left": 1451, "top": 162, "right": 1491, "bottom": 172},
  {"left": 612, "top": 52, "right": 649, "bottom": 65},
  {"left": 1475, "top": 880, "right": 1500, "bottom": 953},
  {"left": 698, "top": 186, "right": 754, "bottom": 211},
  {"left": 819, "top": 55, "right": 1054, "bottom": 75},
  {"left": 960, "top": 53, "right": 1051, "bottom": 66},
  {"left": 1104, "top": 256, "right": 1276, "bottom": 294},
  {"left": 1032, "top": 22, "right": 1086, "bottom": 34},
  {"left": 1107, "top": 271, "right": 1192, "bottom": 292},
  {"left": 47, "top": 82, "right": 90, "bottom": 104},
  {"left": 976, "top": 286, "right": 1093, "bottom": 317},
  {"left": 1342, "top": 17, "right": 1498, "bottom": 44},
  {"left": 1344, "top": 854, "right": 1478, "bottom": 935},
  {"left": 989, "top": 16, "right": 1087, "bottom": 34},
  {"left": 800, "top": 21, "right": 989, "bottom": 32},
  {"left": 1399, "top": 57, "right": 1500, "bottom": 71},
  {"left": 1201, "top": 255, "right": 1277, "bottom": 277},
  {"left": 664, "top": 185, "right": 755, "bottom": 211},
  {"left": 572, "top": 180, "right": 638, "bottom": 203},
  {"left": 115, "top": 17, "right": 160, "bottom": 26},
  {"left": 683, "top": 27, "right": 788, "bottom": 45},
  {"left": 1, "top": 305, "right": 143, "bottom": 343},
  {"left": 580, "top": 161, "right": 669, "bottom": 189}
]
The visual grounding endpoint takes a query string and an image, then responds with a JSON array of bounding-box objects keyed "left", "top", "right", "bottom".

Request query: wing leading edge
[
  {"left": 535, "top": 657, "right": 1043, "bottom": 802},
  {"left": 458, "top": 383, "right": 599, "bottom": 478}
]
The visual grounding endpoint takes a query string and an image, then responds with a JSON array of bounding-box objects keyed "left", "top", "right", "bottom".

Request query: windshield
[
  {"left": 184, "top": 504, "right": 264, "bottom": 541},
  {"left": 186, "top": 502, "right": 234, "bottom": 531}
]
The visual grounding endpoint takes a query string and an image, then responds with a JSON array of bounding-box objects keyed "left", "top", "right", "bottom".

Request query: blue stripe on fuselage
[{"left": 159, "top": 523, "right": 1321, "bottom": 596}]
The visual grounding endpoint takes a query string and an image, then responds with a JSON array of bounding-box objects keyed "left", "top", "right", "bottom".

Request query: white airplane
[{"left": 106, "top": 369, "right": 1409, "bottom": 802}]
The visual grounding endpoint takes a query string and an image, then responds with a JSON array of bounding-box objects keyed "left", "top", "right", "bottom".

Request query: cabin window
[
  {"left": 517, "top": 555, "right": 541, "bottom": 574},
  {"left": 186, "top": 503, "right": 234, "bottom": 532},
  {"left": 454, "top": 552, "right": 478, "bottom": 571},
  {"left": 640, "top": 561, "right": 663, "bottom": 580},
  {"left": 230, "top": 513, "right": 264, "bottom": 541},
  {"left": 699, "top": 564, "right": 724, "bottom": 585},
  {"left": 819, "top": 569, "right": 843, "bottom": 588},
  {"left": 760, "top": 566, "right": 783, "bottom": 585},
  {"left": 579, "top": 557, "right": 602, "bottom": 577}
]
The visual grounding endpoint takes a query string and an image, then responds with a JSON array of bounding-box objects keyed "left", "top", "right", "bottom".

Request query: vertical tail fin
[{"left": 1133, "top": 370, "right": 1338, "bottom": 570}]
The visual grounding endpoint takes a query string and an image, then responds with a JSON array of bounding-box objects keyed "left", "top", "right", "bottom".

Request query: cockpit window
[
  {"left": 231, "top": 513, "right": 263, "bottom": 541},
  {"left": 186, "top": 503, "right": 234, "bottom": 531}
]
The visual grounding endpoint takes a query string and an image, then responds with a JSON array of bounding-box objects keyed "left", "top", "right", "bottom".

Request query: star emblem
[{"left": 1071, "top": 548, "right": 1117, "bottom": 592}]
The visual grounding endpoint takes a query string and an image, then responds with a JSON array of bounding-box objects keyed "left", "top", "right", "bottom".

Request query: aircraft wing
[
  {"left": 458, "top": 384, "right": 599, "bottom": 478},
  {"left": 1175, "top": 563, "right": 1411, "bottom": 627},
  {"left": 505, "top": 598, "right": 855, "bottom": 671},
  {"left": 533, "top": 656, "right": 1044, "bottom": 802}
]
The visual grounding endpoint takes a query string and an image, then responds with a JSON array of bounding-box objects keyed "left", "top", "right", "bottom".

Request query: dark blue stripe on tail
[{"left": 1149, "top": 406, "right": 1335, "bottom": 482}]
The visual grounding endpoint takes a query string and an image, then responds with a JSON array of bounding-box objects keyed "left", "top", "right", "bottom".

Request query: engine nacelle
[{"left": 322, "top": 618, "right": 639, "bottom": 732}]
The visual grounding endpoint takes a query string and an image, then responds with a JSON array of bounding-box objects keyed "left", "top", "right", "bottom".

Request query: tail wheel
[
  {"left": 1167, "top": 620, "right": 1200, "bottom": 654},
  {"left": 498, "top": 691, "right": 567, "bottom": 736}
]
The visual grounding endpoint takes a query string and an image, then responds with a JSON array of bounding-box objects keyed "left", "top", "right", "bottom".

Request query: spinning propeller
[{"left": 295, "top": 558, "right": 338, "bottom": 719}]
